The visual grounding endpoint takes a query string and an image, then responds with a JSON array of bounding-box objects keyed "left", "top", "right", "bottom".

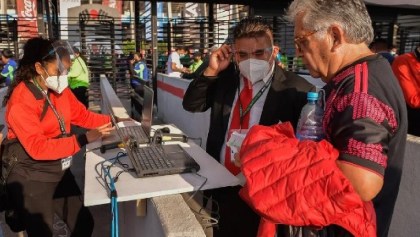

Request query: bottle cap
[{"left": 307, "top": 92, "right": 319, "bottom": 101}]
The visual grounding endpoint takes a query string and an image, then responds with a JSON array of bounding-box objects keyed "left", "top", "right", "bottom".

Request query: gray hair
[{"left": 285, "top": 0, "right": 374, "bottom": 45}]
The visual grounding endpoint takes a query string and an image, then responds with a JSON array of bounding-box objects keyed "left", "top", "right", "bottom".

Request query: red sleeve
[
  {"left": 7, "top": 102, "right": 83, "bottom": 160},
  {"left": 66, "top": 89, "right": 111, "bottom": 128},
  {"left": 392, "top": 54, "right": 420, "bottom": 108}
]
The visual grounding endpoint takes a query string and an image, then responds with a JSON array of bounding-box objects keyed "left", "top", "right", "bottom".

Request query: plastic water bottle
[{"left": 296, "top": 92, "right": 325, "bottom": 141}]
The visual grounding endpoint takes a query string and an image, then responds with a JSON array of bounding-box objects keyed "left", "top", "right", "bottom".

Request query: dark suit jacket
[{"left": 183, "top": 63, "right": 315, "bottom": 161}]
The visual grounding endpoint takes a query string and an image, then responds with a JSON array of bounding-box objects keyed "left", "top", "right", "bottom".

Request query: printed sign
[
  {"left": 102, "top": 0, "right": 122, "bottom": 14},
  {"left": 16, "top": 0, "right": 38, "bottom": 38}
]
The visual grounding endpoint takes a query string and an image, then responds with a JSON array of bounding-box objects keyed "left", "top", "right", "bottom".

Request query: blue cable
[{"left": 101, "top": 152, "right": 127, "bottom": 237}]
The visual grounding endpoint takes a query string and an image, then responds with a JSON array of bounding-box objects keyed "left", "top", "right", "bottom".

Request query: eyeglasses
[
  {"left": 232, "top": 47, "right": 273, "bottom": 60},
  {"left": 294, "top": 30, "right": 319, "bottom": 53}
]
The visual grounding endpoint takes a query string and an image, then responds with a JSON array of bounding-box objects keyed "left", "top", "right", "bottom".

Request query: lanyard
[
  {"left": 238, "top": 76, "right": 273, "bottom": 125},
  {"left": 33, "top": 80, "right": 67, "bottom": 136}
]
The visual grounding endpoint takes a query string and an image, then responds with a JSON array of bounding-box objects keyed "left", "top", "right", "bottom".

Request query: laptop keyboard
[
  {"left": 119, "top": 126, "right": 149, "bottom": 143},
  {"left": 132, "top": 146, "right": 175, "bottom": 171}
]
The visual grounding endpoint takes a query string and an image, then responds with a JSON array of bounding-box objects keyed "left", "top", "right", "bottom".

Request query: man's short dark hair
[
  {"left": 2, "top": 49, "right": 13, "bottom": 58},
  {"left": 233, "top": 17, "right": 273, "bottom": 41}
]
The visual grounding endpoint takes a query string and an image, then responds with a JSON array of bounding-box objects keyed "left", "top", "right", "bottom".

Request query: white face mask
[
  {"left": 41, "top": 69, "right": 68, "bottom": 94},
  {"left": 238, "top": 58, "right": 271, "bottom": 84}
]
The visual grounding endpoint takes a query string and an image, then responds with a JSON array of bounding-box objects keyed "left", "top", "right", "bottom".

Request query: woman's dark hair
[
  {"left": 1, "top": 49, "right": 14, "bottom": 58},
  {"left": 2, "top": 37, "right": 56, "bottom": 107},
  {"left": 73, "top": 47, "right": 88, "bottom": 64}
]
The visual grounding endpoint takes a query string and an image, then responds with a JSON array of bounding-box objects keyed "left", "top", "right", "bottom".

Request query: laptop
[
  {"left": 126, "top": 144, "right": 201, "bottom": 177},
  {"left": 106, "top": 86, "right": 154, "bottom": 145}
]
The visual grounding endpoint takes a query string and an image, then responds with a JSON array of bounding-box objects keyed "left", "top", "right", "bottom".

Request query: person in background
[
  {"left": 166, "top": 46, "right": 188, "bottom": 77},
  {"left": 188, "top": 52, "right": 203, "bottom": 73},
  {"left": 1, "top": 37, "right": 126, "bottom": 237},
  {"left": 238, "top": 1, "right": 407, "bottom": 236},
  {"left": 183, "top": 17, "right": 314, "bottom": 237},
  {"left": 274, "top": 42, "right": 288, "bottom": 70},
  {"left": 392, "top": 45, "right": 420, "bottom": 136},
  {"left": 131, "top": 52, "right": 150, "bottom": 88},
  {"left": 0, "top": 49, "right": 17, "bottom": 86},
  {"left": 68, "top": 47, "right": 89, "bottom": 108},
  {"left": 370, "top": 38, "right": 395, "bottom": 64},
  {"left": 390, "top": 44, "right": 398, "bottom": 57}
]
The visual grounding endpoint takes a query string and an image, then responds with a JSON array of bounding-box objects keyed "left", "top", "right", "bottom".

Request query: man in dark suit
[{"left": 183, "top": 18, "right": 315, "bottom": 237}]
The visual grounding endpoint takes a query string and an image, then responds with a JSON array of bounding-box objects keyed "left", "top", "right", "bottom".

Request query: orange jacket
[
  {"left": 239, "top": 123, "right": 376, "bottom": 237},
  {"left": 392, "top": 52, "right": 420, "bottom": 108},
  {"left": 6, "top": 81, "right": 110, "bottom": 160}
]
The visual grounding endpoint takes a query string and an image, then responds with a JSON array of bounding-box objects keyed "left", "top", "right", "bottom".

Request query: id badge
[
  {"left": 227, "top": 129, "right": 249, "bottom": 162},
  {"left": 61, "top": 156, "right": 73, "bottom": 170}
]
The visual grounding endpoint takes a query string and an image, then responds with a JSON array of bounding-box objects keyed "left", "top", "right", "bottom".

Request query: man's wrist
[{"left": 203, "top": 68, "right": 219, "bottom": 77}]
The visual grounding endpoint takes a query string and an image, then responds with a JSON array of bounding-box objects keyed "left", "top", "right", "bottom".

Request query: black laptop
[
  {"left": 108, "top": 86, "right": 154, "bottom": 145},
  {"left": 126, "top": 144, "right": 200, "bottom": 177},
  {"left": 108, "top": 87, "right": 200, "bottom": 178}
]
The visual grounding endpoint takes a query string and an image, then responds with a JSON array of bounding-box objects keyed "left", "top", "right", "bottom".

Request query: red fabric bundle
[{"left": 239, "top": 122, "right": 376, "bottom": 237}]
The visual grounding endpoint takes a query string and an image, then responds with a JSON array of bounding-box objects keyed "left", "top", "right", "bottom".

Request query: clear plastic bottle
[{"left": 295, "top": 92, "right": 325, "bottom": 141}]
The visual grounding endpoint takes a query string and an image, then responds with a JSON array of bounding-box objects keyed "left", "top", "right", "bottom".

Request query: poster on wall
[
  {"left": 102, "top": 0, "right": 122, "bottom": 14},
  {"left": 16, "top": 0, "right": 38, "bottom": 39},
  {"left": 60, "top": 0, "right": 81, "bottom": 39}
]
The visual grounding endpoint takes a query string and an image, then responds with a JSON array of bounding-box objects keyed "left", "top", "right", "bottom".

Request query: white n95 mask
[
  {"left": 42, "top": 70, "right": 68, "bottom": 94},
  {"left": 238, "top": 58, "right": 270, "bottom": 84}
]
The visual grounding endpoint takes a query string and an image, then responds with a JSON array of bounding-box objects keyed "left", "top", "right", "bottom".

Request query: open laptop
[
  {"left": 107, "top": 87, "right": 200, "bottom": 178},
  {"left": 107, "top": 85, "right": 154, "bottom": 145},
  {"left": 126, "top": 143, "right": 201, "bottom": 177}
]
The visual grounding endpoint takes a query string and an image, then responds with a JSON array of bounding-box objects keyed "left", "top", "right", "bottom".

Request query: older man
[{"left": 236, "top": 0, "right": 407, "bottom": 237}]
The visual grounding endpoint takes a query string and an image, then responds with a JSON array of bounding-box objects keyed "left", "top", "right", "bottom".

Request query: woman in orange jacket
[{"left": 2, "top": 37, "right": 115, "bottom": 236}]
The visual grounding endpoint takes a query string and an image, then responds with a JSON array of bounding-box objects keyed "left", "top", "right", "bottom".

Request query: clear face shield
[
  {"left": 43, "top": 40, "right": 75, "bottom": 76},
  {"left": 41, "top": 41, "right": 75, "bottom": 94}
]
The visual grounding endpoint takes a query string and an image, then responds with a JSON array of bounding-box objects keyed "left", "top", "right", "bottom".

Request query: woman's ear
[{"left": 34, "top": 62, "right": 45, "bottom": 76}]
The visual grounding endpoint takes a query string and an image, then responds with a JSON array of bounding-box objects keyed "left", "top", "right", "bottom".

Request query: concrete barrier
[
  {"left": 389, "top": 135, "right": 420, "bottom": 236},
  {"left": 156, "top": 73, "right": 210, "bottom": 149}
]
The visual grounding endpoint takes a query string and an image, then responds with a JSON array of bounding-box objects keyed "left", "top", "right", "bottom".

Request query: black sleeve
[
  {"left": 328, "top": 92, "right": 396, "bottom": 176},
  {"left": 182, "top": 67, "right": 218, "bottom": 113},
  {"left": 76, "top": 134, "right": 88, "bottom": 148}
]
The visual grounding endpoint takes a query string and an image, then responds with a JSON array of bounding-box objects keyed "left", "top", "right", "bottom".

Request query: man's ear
[{"left": 330, "top": 25, "right": 345, "bottom": 52}]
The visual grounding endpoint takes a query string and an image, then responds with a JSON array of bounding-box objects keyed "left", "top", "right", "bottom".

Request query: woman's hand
[{"left": 86, "top": 122, "right": 114, "bottom": 143}]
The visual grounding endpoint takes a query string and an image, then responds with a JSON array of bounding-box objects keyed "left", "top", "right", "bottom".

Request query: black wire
[
  {"left": 187, "top": 137, "right": 203, "bottom": 147},
  {"left": 94, "top": 152, "right": 129, "bottom": 194},
  {"left": 186, "top": 172, "right": 208, "bottom": 202}
]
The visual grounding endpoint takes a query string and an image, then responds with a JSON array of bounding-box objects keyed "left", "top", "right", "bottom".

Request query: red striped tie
[{"left": 224, "top": 78, "right": 253, "bottom": 175}]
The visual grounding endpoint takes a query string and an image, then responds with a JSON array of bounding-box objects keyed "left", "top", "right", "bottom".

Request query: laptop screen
[{"left": 141, "top": 86, "right": 154, "bottom": 135}]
